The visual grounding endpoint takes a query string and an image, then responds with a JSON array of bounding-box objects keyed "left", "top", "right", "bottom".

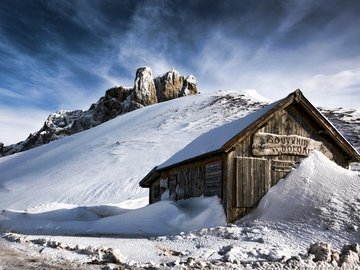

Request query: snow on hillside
[
  {"left": 0, "top": 90, "right": 267, "bottom": 210},
  {"left": 318, "top": 107, "right": 360, "bottom": 172},
  {"left": 1, "top": 89, "right": 360, "bottom": 269},
  {"left": 1, "top": 152, "right": 359, "bottom": 269}
]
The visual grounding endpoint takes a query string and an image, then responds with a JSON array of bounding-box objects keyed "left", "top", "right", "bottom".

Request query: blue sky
[{"left": 0, "top": 0, "right": 359, "bottom": 144}]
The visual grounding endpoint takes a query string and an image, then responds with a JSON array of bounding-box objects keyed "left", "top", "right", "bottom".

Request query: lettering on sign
[{"left": 252, "top": 132, "right": 333, "bottom": 159}]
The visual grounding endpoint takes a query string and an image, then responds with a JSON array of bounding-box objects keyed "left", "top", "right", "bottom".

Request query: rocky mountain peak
[
  {"left": 154, "top": 68, "right": 197, "bottom": 102},
  {"left": 133, "top": 67, "right": 158, "bottom": 106},
  {"left": 0, "top": 67, "right": 198, "bottom": 157}
]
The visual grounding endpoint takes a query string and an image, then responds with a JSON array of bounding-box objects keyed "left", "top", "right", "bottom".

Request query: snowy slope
[
  {"left": 0, "top": 90, "right": 267, "bottom": 210},
  {"left": 319, "top": 107, "right": 360, "bottom": 150}
]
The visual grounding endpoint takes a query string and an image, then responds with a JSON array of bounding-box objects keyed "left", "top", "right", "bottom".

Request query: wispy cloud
[
  {"left": 0, "top": 87, "right": 27, "bottom": 100},
  {"left": 300, "top": 68, "right": 360, "bottom": 107},
  {"left": 0, "top": 0, "right": 359, "bottom": 143},
  {"left": 277, "top": 0, "right": 319, "bottom": 34},
  {"left": 115, "top": 2, "right": 177, "bottom": 77}
]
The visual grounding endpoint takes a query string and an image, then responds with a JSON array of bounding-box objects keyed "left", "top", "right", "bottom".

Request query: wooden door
[{"left": 235, "top": 157, "right": 271, "bottom": 207}]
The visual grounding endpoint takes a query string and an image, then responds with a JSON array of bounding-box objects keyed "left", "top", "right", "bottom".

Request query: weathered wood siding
[
  {"left": 150, "top": 103, "right": 353, "bottom": 223},
  {"left": 151, "top": 156, "right": 223, "bottom": 202},
  {"left": 150, "top": 179, "right": 161, "bottom": 204},
  {"left": 235, "top": 157, "right": 271, "bottom": 208},
  {"left": 225, "top": 103, "right": 351, "bottom": 222},
  {"left": 233, "top": 105, "right": 348, "bottom": 170},
  {"left": 204, "top": 160, "right": 223, "bottom": 197}
]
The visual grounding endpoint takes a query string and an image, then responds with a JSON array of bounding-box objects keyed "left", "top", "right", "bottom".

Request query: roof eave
[
  {"left": 139, "top": 166, "right": 159, "bottom": 188},
  {"left": 157, "top": 149, "right": 224, "bottom": 171},
  {"left": 223, "top": 89, "right": 360, "bottom": 162},
  {"left": 222, "top": 91, "right": 296, "bottom": 151},
  {"left": 297, "top": 96, "right": 360, "bottom": 162}
]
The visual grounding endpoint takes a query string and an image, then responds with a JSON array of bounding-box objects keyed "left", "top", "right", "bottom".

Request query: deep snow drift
[
  {"left": 0, "top": 196, "right": 226, "bottom": 236},
  {"left": 241, "top": 151, "right": 360, "bottom": 250}
]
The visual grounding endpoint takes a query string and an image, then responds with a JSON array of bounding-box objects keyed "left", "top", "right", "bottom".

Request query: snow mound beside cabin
[
  {"left": 0, "top": 196, "right": 226, "bottom": 236},
  {"left": 241, "top": 151, "right": 360, "bottom": 249}
]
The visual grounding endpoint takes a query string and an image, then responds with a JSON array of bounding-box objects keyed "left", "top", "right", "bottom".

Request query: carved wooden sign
[{"left": 252, "top": 132, "right": 333, "bottom": 159}]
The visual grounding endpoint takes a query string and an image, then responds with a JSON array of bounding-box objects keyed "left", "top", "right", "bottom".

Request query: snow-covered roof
[
  {"left": 158, "top": 98, "right": 284, "bottom": 170},
  {"left": 157, "top": 89, "right": 360, "bottom": 171}
]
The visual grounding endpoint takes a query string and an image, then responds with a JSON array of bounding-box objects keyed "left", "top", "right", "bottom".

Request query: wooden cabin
[{"left": 139, "top": 90, "right": 360, "bottom": 223}]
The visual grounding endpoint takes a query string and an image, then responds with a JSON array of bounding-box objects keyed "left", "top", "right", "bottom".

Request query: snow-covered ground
[
  {"left": 1, "top": 152, "right": 359, "bottom": 269},
  {"left": 0, "top": 90, "right": 359, "bottom": 269}
]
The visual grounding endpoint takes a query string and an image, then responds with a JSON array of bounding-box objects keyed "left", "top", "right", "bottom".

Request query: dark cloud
[
  {"left": 0, "top": 0, "right": 138, "bottom": 55},
  {"left": 0, "top": 0, "right": 359, "bottom": 113}
]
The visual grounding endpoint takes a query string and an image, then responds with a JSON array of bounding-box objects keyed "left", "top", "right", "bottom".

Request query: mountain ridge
[{"left": 0, "top": 67, "right": 197, "bottom": 157}]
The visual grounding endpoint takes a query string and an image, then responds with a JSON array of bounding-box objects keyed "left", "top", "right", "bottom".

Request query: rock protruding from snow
[
  {"left": 88, "top": 86, "right": 132, "bottom": 125},
  {"left": 154, "top": 69, "right": 197, "bottom": 102},
  {"left": 133, "top": 67, "right": 158, "bottom": 106},
  {"left": 0, "top": 67, "right": 197, "bottom": 157},
  {"left": 308, "top": 242, "right": 336, "bottom": 263},
  {"left": 339, "top": 244, "right": 360, "bottom": 267},
  {"left": 307, "top": 242, "right": 360, "bottom": 268}
]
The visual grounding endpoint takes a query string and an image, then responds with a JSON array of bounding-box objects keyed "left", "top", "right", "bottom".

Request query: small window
[
  {"left": 153, "top": 185, "right": 160, "bottom": 198},
  {"left": 169, "top": 174, "right": 177, "bottom": 200},
  {"left": 204, "top": 161, "right": 222, "bottom": 198}
]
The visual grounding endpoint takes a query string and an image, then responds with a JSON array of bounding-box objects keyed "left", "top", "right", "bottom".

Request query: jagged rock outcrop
[
  {"left": 88, "top": 86, "right": 133, "bottom": 125},
  {"left": 133, "top": 67, "right": 158, "bottom": 106},
  {"left": 306, "top": 242, "right": 360, "bottom": 268},
  {"left": 0, "top": 67, "right": 197, "bottom": 157},
  {"left": 155, "top": 69, "right": 197, "bottom": 102}
]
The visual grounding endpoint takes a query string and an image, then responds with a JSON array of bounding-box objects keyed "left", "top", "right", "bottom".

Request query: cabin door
[{"left": 235, "top": 157, "right": 271, "bottom": 207}]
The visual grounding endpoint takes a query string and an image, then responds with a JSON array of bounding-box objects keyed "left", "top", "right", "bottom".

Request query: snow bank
[
  {"left": 0, "top": 196, "right": 226, "bottom": 236},
  {"left": 241, "top": 151, "right": 360, "bottom": 248}
]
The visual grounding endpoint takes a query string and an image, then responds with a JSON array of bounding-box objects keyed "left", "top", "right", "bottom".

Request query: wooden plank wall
[
  {"left": 226, "top": 104, "right": 349, "bottom": 222},
  {"left": 235, "top": 157, "right": 270, "bottom": 208},
  {"left": 151, "top": 104, "right": 350, "bottom": 222},
  {"left": 233, "top": 105, "right": 348, "bottom": 179},
  {"left": 160, "top": 159, "right": 208, "bottom": 201},
  {"left": 150, "top": 179, "right": 161, "bottom": 203},
  {"left": 204, "top": 161, "right": 222, "bottom": 197}
]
